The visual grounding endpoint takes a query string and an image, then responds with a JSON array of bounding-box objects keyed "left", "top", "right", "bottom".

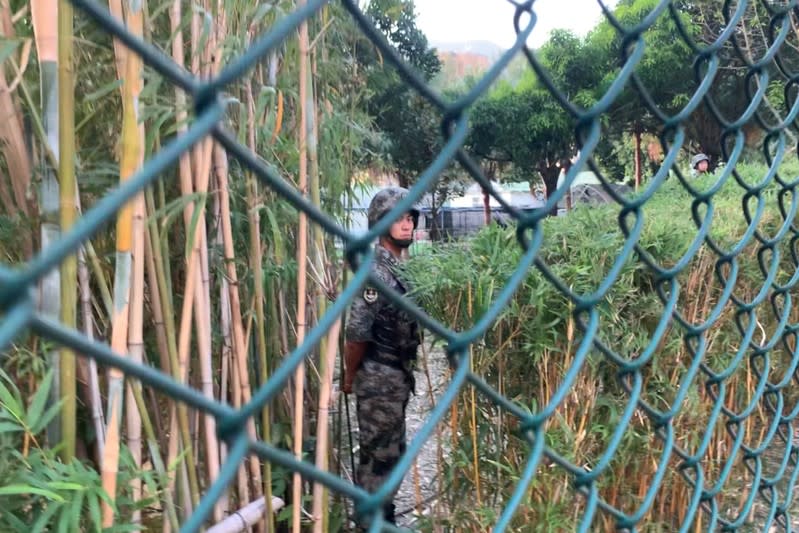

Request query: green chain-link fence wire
[{"left": 3, "top": 0, "right": 799, "bottom": 530}]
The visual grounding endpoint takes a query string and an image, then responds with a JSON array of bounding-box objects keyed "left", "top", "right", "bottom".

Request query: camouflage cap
[{"left": 367, "top": 186, "right": 420, "bottom": 230}]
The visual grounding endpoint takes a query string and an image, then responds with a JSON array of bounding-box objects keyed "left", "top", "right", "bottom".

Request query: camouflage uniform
[{"left": 346, "top": 240, "right": 421, "bottom": 524}]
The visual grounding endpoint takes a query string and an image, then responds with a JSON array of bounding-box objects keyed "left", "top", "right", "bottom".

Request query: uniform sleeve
[
  {"left": 345, "top": 262, "right": 392, "bottom": 343},
  {"left": 345, "top": 282, "right": 383, "bottom": 343}
]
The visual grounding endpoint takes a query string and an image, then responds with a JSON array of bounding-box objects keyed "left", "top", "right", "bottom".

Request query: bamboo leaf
[
  {"left": 45, "top": 481, "right": 84, "bottom": 491},
  {"left": 31, "top": 501, "right": 63, "bottom": 533},
  {"left": 26, "top": 369, "right": 54, "bottom": 427},
  {"left": 84, "top": 79, "right": 123, "bottom": 101},
  {"left": 139, "top": 70, "right": 164, "bottom": 102},
  {"left": 0, "top": 421, "right": 23, "bottom": 433},
  {"left": 166, "top": 445, "right": 190, "bottom": 472},
  {"left": 250, "top": 3, "right": 274, "bottom": 27},
  {"left": 184, "top": 193, "right": 207, "bottom": 260},
  {"left": 31, "top": 400, "right": 64, "bottom": 435},
  {"left": 192, "top": 5, "right": 214, "bottom": 58},
  {"left": 0, "top": 381, "right": 22, "bottom": 421},
  {"left": 0, "top": 484, "right": 64, "bottom": 501},
  {"left": 255, "top": 86, "right": 275, "bottom": 127},
  {"left": 88, "top": 488, "right": 102, "bottom": 533},
  {"left": 67, "top": 488, "right": 85, "bottom": 533},
  {"left": 264, "top": 206, "right": 285, "bottom": 264},
  {"left": 0, "top": 39, "right": 20, "bottom": 65},
  {"left": 2, "top": 509, "right": 27, "bottom": 530},
  {"left": 143, "top": 108, "right": 175, "bottom": 156}
]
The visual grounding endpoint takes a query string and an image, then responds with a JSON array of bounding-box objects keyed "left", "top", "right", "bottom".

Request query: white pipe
[{"left": 205, "top": 497, "right": 285, "bottom": 533}]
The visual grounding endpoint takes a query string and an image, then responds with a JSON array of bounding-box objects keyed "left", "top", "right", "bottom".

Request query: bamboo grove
[{"left": 0, "top": 0, "right": 381, "bottom": 530}]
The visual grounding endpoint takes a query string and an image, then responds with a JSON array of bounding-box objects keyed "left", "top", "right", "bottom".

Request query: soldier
[
  {"left": 343, "top": 186, "right": 422, "bottom": 528},
  {"left": 691, "top": 153, "right": 710, "bottom": 177}
]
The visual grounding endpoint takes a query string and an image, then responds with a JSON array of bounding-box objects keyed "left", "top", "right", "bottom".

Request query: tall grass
[{"left": 403, "top": 161, "right": 799, "bottom": 531}]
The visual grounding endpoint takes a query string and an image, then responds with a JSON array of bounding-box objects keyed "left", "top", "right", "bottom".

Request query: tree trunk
[
  {"left": 482, "top": 187, "right": 490, "bottom": 226},
  {"left": 540, "top": 163, "right": 560, "bottom": 217}
]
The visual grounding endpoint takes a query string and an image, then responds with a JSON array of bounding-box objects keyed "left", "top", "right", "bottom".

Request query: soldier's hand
[
  {"left": 342, "top": 377, "right": 353, "bottom": 395},
  {"left": 343, "top": 341, "right": 367, "bottom": 395}
]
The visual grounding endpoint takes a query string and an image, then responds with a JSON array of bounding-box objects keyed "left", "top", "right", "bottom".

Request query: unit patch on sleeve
[{"left": 363, "top": 287, "right": 378, "bottom": 304}]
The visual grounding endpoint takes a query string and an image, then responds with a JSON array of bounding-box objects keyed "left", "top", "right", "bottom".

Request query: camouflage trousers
[{"left": 354, "top": 358, "right": 412, "bottom": 525}]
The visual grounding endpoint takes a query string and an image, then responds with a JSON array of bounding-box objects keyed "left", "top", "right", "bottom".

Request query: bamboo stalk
[
  {"left": 102, "top": 34, "right": 138, "bottom": 527},
  {"left": 145, "top": 187, "right": 199, "bottom": 518},
  {"left": 306, "top": 29, "right": 331, "bottom": 529},
  {"left": 311, "top": 319, "right": 341, "bottom": 532},
  {"left": 126, "top": 188, "right": 145, "bottom": 526},
  {"left": 163, "top": 408, "right": 182, "bottom": 533},
  {"left": 129, "top": 378, "right": 181, "bottom": 531},
  {"left": 85, "top": 239, "right": 113, "bottom": 319},
  {"left": 75, "top": 191, "right": 107, "bottom": 462},
  {"left": 293, "top": 3, "right": 311, "bottom": 529},
  {"left": 57, "top": 0, "right": 76, "bottom": 461},
  {"left": 122, "top": 0, "right": 145, "bottom": 519},
  {"left": 143, "top": 223, "right": 171, "bottom": 388},
  {"left": 198, "top": 41, "right": 226, "bottom": 530},
  {"left": 244, "top": 70, "right": 274, "bottom": 531},
  {"left": 213, "top": 144, "right": 250, "bottom": 505},
  {"left": 78, "top": 244, "right": 105, "bottom": 456},
  {"left": 175, "top": 141, "right": 223, "bottom": 521},
  {"left": 212, "top": 163, "right": 244, "bottom": 497},
  {"left": 31, "top": 0, "right": 61, "bottom": 449},
  {"left": 106, "top": 0, "right": 125, "bottom": 82},
  {"left": 214, "top": 141, "right": 263, "bottom": 498}
]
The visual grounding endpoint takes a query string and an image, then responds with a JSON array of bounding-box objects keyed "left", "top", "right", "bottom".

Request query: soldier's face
[{"left": 389, "top": 213, "right": 415, "bottom": 242}]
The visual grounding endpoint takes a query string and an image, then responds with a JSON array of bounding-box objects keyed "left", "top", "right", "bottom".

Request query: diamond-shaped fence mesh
[{"left": 5, "top": 0, "right": 799, "bottom": 531}]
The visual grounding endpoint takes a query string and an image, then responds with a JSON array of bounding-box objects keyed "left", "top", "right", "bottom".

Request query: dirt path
[{"left": 394, "top": 343, "right": 450, "bottom": 529}]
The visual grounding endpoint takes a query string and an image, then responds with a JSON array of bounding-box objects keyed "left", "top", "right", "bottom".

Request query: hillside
[
  {"left": 429, "top": 40, "right": 501, "bottom": 88},
  {"left": 429, "top": 39, "right": 505, "bottom": 59}
]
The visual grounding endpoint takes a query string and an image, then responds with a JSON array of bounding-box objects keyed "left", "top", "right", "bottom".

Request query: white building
[{"left": 446, "top": 181, "right": 545, "bottom": 209}]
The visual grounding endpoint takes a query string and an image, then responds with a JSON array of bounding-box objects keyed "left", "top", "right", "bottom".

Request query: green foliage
[
  {"left": 402, "top": 161, "right": 799, "bottom": 529},
  {"left": 466, "top": 29, "right": 605, "bottom": 194},
  {"left": 0, "top": 367, "right": 142, "bottom": 531},
  {"left": 461, "top": 0, "right": 783, "bottom": 195},
  {"left": 591, "top": 0, "right": 697, "bottom": 129},
  {"left": 358, "top": 0, "right": 448, "bottom": 187},
  {"left": 364, "top": 0, "right": 441, "bottom": 80}
]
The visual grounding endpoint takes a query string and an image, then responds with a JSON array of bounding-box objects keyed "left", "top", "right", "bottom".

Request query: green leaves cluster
[
  {"left": 0, "top": 368, "right": 141, "bottom": 532},
  {"left": 464, "top": 0, "right": 785, "bottom": 193},
  {"left": 358, "top": 0, "right": 446, "bottom": 188},
  {"left": 401, "top": 159, "right": 799, "bottom": 529}
]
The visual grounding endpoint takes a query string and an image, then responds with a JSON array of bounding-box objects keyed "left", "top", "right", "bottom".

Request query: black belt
[
  {"left": 366, "top": 351, "right": 407, "bottom": 371},
  {"left": 371, "top": 341, "right": 418, "bottom": 359}
]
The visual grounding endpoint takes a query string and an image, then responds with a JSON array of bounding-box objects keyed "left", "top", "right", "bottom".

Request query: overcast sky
[{"left": 414, "top": 0, "right": 620, "bottom": 49}]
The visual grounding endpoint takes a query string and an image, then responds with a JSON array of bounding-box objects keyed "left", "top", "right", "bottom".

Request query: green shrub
[
  {"left": 0, "top": 367, "right": 145, "bottom": 531},
  {"left": 403, "top": 162, "right": 799, "bottom": 531}
]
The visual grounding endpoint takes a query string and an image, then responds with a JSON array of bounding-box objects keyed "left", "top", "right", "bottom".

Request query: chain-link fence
[{"left": 4, "top": 0, "right": 799, "bottom": 531}]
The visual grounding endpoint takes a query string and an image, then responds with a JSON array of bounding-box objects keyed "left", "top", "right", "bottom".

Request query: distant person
[{"left": 691, "top": 153, "right": 710, "bottom": 177}]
